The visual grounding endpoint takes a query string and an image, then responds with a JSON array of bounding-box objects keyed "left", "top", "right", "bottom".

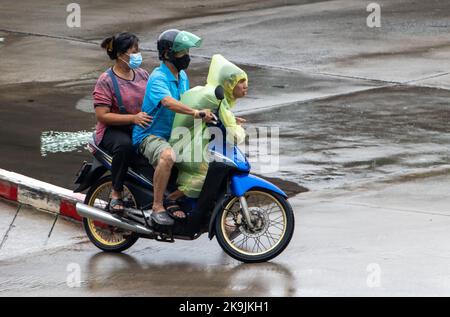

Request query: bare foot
[
  {"left": 172, "top": 210, "right": 186, "bottom": 218},
  {"left": 152, "top": 203, "right": 166, "bottom": 213}
]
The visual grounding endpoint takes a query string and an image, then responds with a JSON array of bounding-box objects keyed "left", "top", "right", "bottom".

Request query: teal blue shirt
[{"left": 132, "top": 62, "right": 189, "bottom": 146}]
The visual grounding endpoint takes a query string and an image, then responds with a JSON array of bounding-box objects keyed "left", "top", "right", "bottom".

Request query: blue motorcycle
[{"left": 74, "top": 86, "right": 294, "bottom": 263}]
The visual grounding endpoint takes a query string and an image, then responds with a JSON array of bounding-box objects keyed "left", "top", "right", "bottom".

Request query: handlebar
[{"left": 205, "top": 112, "right": 219, "bottom": 127}]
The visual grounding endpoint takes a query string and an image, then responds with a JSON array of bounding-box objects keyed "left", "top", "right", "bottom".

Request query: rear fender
[{"left": 74, "top": 159, "right": 107, "bottom": 193}]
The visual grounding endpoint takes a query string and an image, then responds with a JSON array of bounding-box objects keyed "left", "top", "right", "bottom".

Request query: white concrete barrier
[{"left": 0, "top": 168, "right": 85, "bottom": 221}]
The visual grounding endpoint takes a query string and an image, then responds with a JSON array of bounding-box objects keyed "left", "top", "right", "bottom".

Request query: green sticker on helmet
[{"left": 172, "top": 31, "right": 203, "bottom": 52}]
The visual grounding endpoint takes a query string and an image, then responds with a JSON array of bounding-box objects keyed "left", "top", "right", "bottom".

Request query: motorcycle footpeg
[{"left": 155, "top": 232, "right": 175, "bottom": 243}]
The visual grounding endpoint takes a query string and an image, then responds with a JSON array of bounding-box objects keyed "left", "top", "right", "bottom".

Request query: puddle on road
[
  {"left": 34, "top": 86, "right": 450, "bottom": 193},
  {"left": 38, "top": 94, "right": 96, "bottom": 156},
  {"left": 248, "top": 86, "right": 450, "bottom": 191},
  {"left": 75, "top": 95, "right": 95, "bottom": 113},
  {"left": 3, "top": 67, "right": 450, "bottom": 194}
]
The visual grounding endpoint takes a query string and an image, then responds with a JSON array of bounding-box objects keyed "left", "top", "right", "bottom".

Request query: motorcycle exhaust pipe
[{"left": 76, "top": 202, "right": 153, "bottom": 235}]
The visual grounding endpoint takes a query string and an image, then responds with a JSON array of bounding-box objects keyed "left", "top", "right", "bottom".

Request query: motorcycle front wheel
[{"left": 215, "top": 188, "right": 295, "bottom": 263}]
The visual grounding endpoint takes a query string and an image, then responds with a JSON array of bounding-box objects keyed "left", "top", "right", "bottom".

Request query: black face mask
[{"left": 171, "top": 54, "right": 191, "bottom": 71}]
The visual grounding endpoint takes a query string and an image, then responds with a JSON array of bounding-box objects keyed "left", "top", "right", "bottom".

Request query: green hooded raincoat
[{"left": 169, "top": 54, "right": 248, "bottom": 198}]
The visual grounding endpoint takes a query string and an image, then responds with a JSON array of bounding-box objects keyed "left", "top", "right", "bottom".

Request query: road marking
[
  {"left": 404, "top": 72, "right": 450, "bottom": 84},
  {"left": 0, "top": 204, "right": 21, "bottom": 250},
  {"left": 320, "top": 200, "right": 450, "bottom": 218},
  {"left": 0, "top": 28, "right": 436, "bottom": 87},
  {"left": 47, "top": 214, "right": 59, "bottom": 238}
]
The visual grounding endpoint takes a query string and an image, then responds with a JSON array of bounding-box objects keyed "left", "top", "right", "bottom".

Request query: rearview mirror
[{"left": 214, "top": 85, "right": 225, "bottom": 101}]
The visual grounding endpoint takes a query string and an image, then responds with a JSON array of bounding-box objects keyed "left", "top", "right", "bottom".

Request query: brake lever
[{"left": 210, "top": 113, "right": 218, "bottom": 125}]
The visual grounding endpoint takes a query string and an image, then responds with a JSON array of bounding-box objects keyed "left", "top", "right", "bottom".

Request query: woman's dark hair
[{"left": 101, "top": 32, "right": 139, "bottom": 60}]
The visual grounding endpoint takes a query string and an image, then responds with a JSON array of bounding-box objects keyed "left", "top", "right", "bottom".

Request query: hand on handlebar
[
  {"left": 196, "top": 109, "right": 216, "bottom": 123},
  {"left": 236, "top": 117, "right": 247, "bottom": 125}
]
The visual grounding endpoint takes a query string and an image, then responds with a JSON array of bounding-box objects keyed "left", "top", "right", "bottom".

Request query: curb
[{"left": 0, "top": 168, "right": 85, "bottom": 221}]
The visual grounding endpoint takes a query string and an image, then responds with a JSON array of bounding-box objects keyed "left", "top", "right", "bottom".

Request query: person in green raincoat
[{"left": 169, "top": 54, "right": 248, "bottom": 199}]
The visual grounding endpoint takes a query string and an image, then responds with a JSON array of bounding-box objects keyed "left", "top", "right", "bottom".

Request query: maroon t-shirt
[{"left": 93, "top": 67, "right": 149, "bottom": 144}]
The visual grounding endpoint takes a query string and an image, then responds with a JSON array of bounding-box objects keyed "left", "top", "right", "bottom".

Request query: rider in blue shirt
[
  {"left": 133, "top": 62, "right": 189, "bottom": 145},
  {"left": 132, "top": 29, "right": 214, "bottom": 226}
]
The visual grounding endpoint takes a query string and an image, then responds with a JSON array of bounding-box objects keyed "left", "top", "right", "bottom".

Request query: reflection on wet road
[
  {"left": 0, "top": 237, "right": 296, "bottom": 296},
  {"left": 248, "top": 86, "right": 450, "bottom": 190},
  {"left": 0, "top": 199, "right": 296, "bottom": 296},
  {"left": 84, "top": 252, "right": 296, "bottom": 296},
  {"left": 41, "top": 131, "right": 92, "bottom": 156},
  {"left": 35, "top": 85, "right": 450, "bottom": 193}
]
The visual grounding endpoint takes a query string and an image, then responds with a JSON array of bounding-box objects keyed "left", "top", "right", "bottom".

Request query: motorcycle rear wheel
[{"left": 82, "top": 176, "right": 139, "bottom": 252}]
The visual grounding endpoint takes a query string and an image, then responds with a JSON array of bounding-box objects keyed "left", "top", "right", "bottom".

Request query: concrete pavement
[
  {"left": 0, "top": 199, "right": 86, "bottom": 261},
  {"left": 2, "top": 173, "right": 450, "bottom": 296}
]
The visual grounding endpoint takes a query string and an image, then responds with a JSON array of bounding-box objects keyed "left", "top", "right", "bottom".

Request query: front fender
[
  {"left": 208, "top": 192, "right": 229, "bottom": 240},
  {"left": 230, "top": 173, "right": 287, "bottom": 198}
]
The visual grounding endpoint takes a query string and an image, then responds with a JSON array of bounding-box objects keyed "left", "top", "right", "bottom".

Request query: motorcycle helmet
[{"left": 157, "top": 29, "right": 202, "bottom": 61}]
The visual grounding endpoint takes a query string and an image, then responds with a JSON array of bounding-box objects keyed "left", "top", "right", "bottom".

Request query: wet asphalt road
[
  {"left": 3, "top": 171, "right": 450, "bottom": 297},
  {"left": 249, "top": 86, "right": 450, "bottom": 190},
  {"left": 2, "top": 0, "right": 450, "bottom": 191},
  {"left": 1, "top": 0, "right": 450, "bottom": 296}
]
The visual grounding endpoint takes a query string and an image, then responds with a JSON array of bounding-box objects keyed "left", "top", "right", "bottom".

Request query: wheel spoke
[
  {"left": 269, "top": 222, "right": 285, "bottom": 231},
  {"left": 234, "top": 235, "right": 247, "bottom": 247},
  {"left": 265, "top": 230, "right": 280, "bottom": 245},
  {"left": 251, "top": 238, "right": 258, "bottom": 253},
  {"left": 255, "top": 236, "right": 267, "bottom": 251},
  {"left": 239, "top": 236, "right": 250, "bottom": 250}
]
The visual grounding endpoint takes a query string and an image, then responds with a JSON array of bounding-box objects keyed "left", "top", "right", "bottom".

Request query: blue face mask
[{"left": 125, "top": 52, "right": 142, "bottom": 69}]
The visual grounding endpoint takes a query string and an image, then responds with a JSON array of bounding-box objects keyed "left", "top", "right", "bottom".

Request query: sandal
[
  {"left": 108, "top": 198, "right": 125, "bottom": 215},
  {"left": 151, "top": 210, "right": 175, "bottom": 226},
  {"left": 164, "top": 199, "right": 187, "bottom": 220}
]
